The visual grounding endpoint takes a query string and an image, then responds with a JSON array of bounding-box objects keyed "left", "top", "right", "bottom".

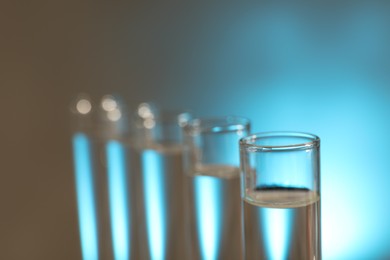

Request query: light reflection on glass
[
  {"left": 142, "top": 150, "right": 166, "bottom": 260},
  {"left": 76, "top": 99, "right": 92, "bottom": 115},
  {"left": 194, "top": 176, "right": 222, "bottom": 260},
  {"left": 106, "top": 140, "right": 130, "bottom": 260},
  {"left": 107, "top": 109, "right": 122, "bottom": 122},
  {"left": 143, "top": 118, "right": 156, "bottom": 129},
  {"left": 138, "top": 103, "right": 155, "bottom": 119},
  {"left": 72, "top": 133, "right": 98, "bottom": 260},
  {"left": 102, "top": 95, "right": 118, "bottom": 112}
]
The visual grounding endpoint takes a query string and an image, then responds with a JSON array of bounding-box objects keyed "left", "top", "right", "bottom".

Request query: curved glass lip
[
  {"left": 240, "top": 131, "right": 320, "bottom": 151},
  {"left": 184, "top": 116, "right": 250, "bottom": 134},
  {"left": 134, "top": 109, "right": 192, "bottom": 126}
]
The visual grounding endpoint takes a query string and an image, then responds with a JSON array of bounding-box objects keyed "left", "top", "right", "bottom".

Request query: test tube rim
[
  {"left": 184, "top": 116, "right": 251, "bottom": 135},
  {"left": 240, "top": 131, "right": 320, "bottom": 152}
]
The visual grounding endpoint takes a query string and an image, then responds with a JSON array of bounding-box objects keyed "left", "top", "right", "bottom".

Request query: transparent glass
[
  {"left": 240, "top": 132, "right": 321, "bottom": 260},
  {"left": 132, "top": 108, "right": 192, "bottom": 260},
  {"left": 71, "top": 94, "right": 137, "bottom": 260},
  {"left": 184, "top": 116, "right": 250, "bottom": 260}
]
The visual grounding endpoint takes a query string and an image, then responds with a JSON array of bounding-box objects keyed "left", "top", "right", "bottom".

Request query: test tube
[
  {"left": 183, "top": 116, "right": 250, "bottom": 260},
  {"left": 240, "top": 132, "right": 321, "bottom": 260},
  {"left": 71, "top": 94, "right": 138, "bottom": 260},
  {"left": 132, "top": 106, "right": 192, "bottom": 260},
  {"left": 70, "top": 94, "right": 99, "bottom": 260}
]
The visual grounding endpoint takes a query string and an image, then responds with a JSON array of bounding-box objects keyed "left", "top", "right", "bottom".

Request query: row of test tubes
[{"left": 70, "top": 94, "right": 321, "bottom": 260}]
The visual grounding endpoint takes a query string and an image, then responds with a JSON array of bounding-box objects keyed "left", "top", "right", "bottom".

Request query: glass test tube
[
  {"left": 133, "top": 106, "right": 192, "bottom": 260},
  {"left": 184, "top": 116, "right": 250, "bottom": 260},
  {"left": 71, "top": 94, "right": 138, "bottom": 260},
  {"left": 240, "top": 132, "right": 321, "bottom": 260}
]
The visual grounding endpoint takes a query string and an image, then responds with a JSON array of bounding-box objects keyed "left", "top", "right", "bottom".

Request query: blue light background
[
  {"left": 69, "top": 3, "right": 390, "bottom": 259},
  {"left": 118, "top": 3, "right": 390, "bottom": 259}
]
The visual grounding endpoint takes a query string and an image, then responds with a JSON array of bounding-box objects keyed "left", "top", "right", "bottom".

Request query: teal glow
[
  {"left": 246, "top": 77, "right": 390, "bottom": 260},
  {"left": 65, "top": 3, "right": 390, "bottom": 259},
  {"left": 72, "top": 133, "right": 98, "bottom": 260},
  {"left": 261, "top": 208, "right": 293, "bottom": 260},
  {"left": 106, "top": 141, "right": 130, "bottom": 260},
  {"left": 194, "top": 176, "right": 222, "bottom": 260},
  {"left": 142, "top": 150, "right": 166, "bottom": 260},
  {"left": 183, "top": 4, "right": 390, "bottom": 258}
]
